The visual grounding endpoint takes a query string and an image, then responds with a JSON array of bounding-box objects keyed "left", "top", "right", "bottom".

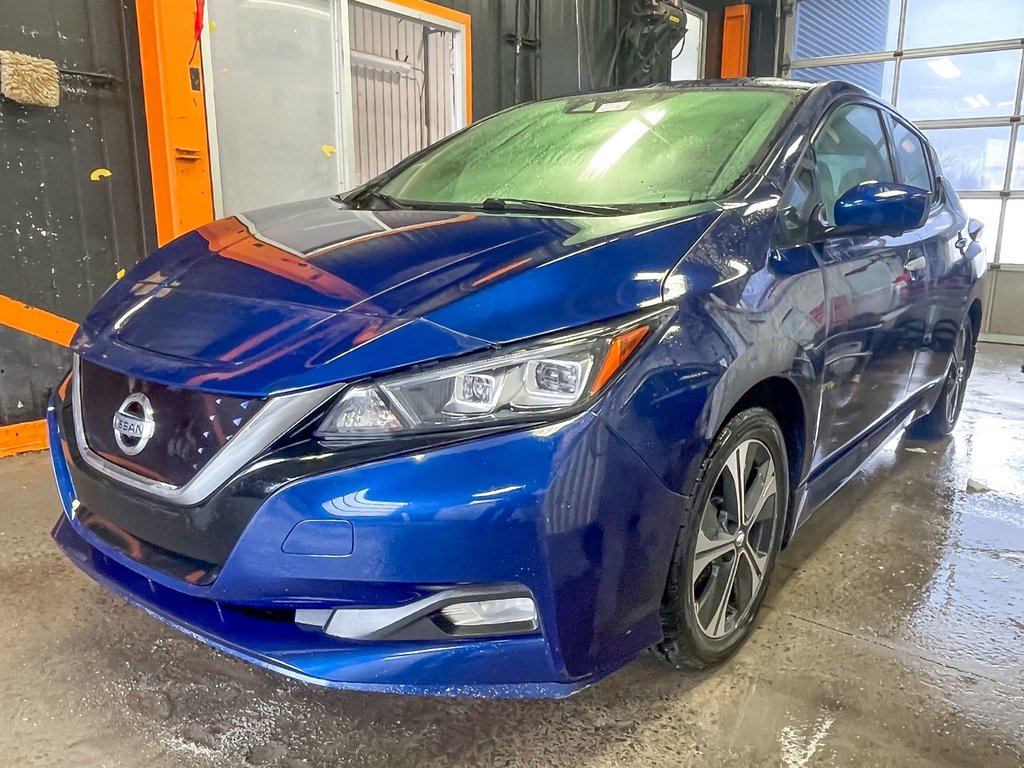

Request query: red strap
[{"left": 195, "top": 0, "right": 206, "bottom": 41}]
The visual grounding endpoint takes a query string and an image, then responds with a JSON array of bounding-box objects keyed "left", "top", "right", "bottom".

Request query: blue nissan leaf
[{"left": 49, "top": 79, "right": 986, "bottom": 698}]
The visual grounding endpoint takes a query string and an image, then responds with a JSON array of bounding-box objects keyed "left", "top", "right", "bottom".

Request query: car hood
[{"left": 73, "top": 197, "right": 718, "bottom": 396}]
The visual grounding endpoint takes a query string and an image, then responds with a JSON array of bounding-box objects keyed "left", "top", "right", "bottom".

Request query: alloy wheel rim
[
  {"left": 945, "top": 327, "right": 968, "bottom": 424},
  {"left": 691, "top": 439, "right": 779, "bottom": 640}
]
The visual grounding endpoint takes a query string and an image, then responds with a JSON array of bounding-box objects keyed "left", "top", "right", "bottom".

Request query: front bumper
[{"left": 48, "top": 389, "right": 685, "bottom": 698}]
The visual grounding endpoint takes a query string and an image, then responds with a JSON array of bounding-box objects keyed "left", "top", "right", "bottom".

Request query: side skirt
[{"left": 787, "top": 384, "right": 938, "bottom": 537}]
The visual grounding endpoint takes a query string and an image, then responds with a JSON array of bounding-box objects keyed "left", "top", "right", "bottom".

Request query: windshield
[{"left": 374, "top": 89, "right": 798, "bottom": 211}]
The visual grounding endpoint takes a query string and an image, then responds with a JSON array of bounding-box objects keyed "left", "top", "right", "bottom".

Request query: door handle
[{"left": 904, "top": 255, "right": 927, "bottom": 272}]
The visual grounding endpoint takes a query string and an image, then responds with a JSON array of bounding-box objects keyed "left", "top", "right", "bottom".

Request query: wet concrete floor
[{"left": 1, "top": 342, "right": 1022, "bottom": 768}]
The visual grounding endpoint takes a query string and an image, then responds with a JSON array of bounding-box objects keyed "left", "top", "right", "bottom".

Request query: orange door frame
[
  {"left": 721, "top": 4, "right": 751, "bottom": 78},
  {"left": 136, "top": 0, "right": 215, "bottom": 246}
]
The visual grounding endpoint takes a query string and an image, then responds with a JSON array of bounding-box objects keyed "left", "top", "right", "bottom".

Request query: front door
[
  {"left": 809, "top": 103, "right": 921, "bottom": 464},
  {"left": 885, "top": 115, "right": 970, "bottom": 395}
]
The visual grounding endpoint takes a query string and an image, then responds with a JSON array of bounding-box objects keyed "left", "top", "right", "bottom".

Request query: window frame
[
  {"left": 811, "top": 98, "right": 900, "bottom": 222},
  {"left": 774, "top": 97, "right": 905, "bottom": 249},
  {"left": 885, "top": 113, "right": 937, "bottom": 196}
]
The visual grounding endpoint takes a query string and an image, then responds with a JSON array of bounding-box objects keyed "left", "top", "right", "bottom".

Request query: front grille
[{"left": 78, "top": 359, "right": 267, "bottom": 487}]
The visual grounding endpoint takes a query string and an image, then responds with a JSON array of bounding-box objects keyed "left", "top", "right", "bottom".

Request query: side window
[
  {"left": 888, "top": 117, "right": 933, "bottom": 192},
  {"left": 813, "top": 104, "right": 896, "bottom": 225}
]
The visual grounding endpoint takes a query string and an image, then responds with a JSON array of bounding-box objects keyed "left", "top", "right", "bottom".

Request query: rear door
[{"left": 809, "top": 103, "right": 921, "bottom": 463}]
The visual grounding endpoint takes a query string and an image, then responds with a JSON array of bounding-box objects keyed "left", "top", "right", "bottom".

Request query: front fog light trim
[{"left": 297, "top": 585, "right": 540, "bottom": 642}]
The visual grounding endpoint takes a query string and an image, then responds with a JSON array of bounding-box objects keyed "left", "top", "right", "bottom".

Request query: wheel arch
[
  {"left": 968, "top": 298, "right": 982, "bottom": 345},
  {"left": 719, "top": 376, "right": 809, "bottom": 544}
]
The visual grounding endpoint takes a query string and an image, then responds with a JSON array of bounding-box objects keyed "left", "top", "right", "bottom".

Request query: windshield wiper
[
  {"left": 337, "top": 188, "right": 408, "bottom": 210},
  {"left": 337, "top": 192, "right": 626, "bottom": 216},
  {"left": 478, "top": 198, "right": 625, "bottom": 216}
]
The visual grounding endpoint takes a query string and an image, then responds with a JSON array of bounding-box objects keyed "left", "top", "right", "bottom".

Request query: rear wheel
[
  {"left": 657, "top": 407, "right": 788, "bottom": 668},
  {"left": 907, "top": 320, "right": 973, "bottom": 439}
]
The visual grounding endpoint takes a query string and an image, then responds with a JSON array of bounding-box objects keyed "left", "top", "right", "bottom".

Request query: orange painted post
[
  {"left": 464, "top": 13, "right": 473, "bottom": 122},
  {"left": 721, "top": 4, "right": 751, "bottom": 79},
  {"left": 135, "top": 0, "right": 215, "bottom": 245}
]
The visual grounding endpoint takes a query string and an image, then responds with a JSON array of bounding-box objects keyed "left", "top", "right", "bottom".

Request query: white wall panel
[{"left": 206, "top": 0, "right": 344, "bottom": 216}]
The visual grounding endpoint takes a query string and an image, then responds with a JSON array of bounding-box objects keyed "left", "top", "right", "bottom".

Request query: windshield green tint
[{"left": 378, "top": 89, "right": 797, "bottom": 209}]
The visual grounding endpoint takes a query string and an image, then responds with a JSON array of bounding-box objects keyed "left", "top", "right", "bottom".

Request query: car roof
[
  {"left": 533, "top": 77, "right": 875, "bottom": 108},
  {"left": 646, "top": 77, "right": 876, "bottom": 100}
]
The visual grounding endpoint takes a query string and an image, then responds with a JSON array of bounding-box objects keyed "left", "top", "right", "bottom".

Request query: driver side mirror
[{"left": 829, "top": 181, "right": 930, "bottom": 238}]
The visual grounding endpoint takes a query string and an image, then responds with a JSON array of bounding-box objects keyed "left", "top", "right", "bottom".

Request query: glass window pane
[
  {"left": 889, "top": 119, "right": 932, "bottom": 190},
  {"left": 208, "top": 0, "right": 343, "bottom": 216},
  {"left": 896, "top": 50, "right": 1023, "bottom": 121},
  {"left": 999, "top": 200, "right": 1024, "bottom": 264},
  {"left": 1012, "top": 130, "right": 1024, "bottom": 190},
  {"left": 903, "top": 0, "right": 1024, "bottom": 50},
  {"left": 380, "top": 90, "right": 798, "bottom": 207},
  {"left": 814, "top": 105, "right": 895, "bottom": 224},
  {"left": 671, "top": 11, "right": 705, "bottom": 80},
  {"left": 960, "top": 198, "right": 1003, "bottom": 263},
  {"left": 793, "top": 0, "right": 900, "bottom": 59},
  {"left": 790, "top": 61, "right": 896, "bottom": 100},
  {"left": 923, "top": 127, "right": 1011, "bottom": 191}
]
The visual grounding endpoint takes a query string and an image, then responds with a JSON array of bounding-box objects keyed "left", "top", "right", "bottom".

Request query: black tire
[
  {"left": 657, "top": 407, "right": 789, "bottom": 669},
  {"left": 907, "top": 319, "right": 974, "bottom": 440}
]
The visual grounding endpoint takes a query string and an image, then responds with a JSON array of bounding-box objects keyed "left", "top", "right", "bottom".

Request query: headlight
[{"left": 315, "top": 311, "right": 666, "bottom": 443}]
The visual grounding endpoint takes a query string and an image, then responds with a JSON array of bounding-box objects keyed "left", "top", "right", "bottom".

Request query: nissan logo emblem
[{"left": 112, "top": 392, "right": 156, "bottom": 456}]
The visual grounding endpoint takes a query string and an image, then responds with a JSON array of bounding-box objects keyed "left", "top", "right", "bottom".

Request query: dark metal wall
[
  {"left": 0, "top": 0, "right": 155, "bottom": 427},
  {"left": 440, "top": 0, "right": 780, "bottom": 119},
  {"left": 438, "top": 0, "right": 621, "bottom": 118}
]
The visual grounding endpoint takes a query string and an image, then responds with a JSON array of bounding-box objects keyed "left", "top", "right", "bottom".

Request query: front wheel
[
  {"left": 907, "top": 320, "right": 973, "bottom": 439},
  {"left": 657, "top": 407, "right": 789, "bottom": 668}
]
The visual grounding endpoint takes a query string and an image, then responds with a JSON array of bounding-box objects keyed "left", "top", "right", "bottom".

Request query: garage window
[{"left": 786, "top": 0, "right": 1024, "bottom": 264}]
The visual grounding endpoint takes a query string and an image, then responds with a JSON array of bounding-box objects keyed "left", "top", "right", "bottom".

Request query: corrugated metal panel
[
  {"left": 793, "top": 0, "right": 898, "bottom": 60},
  {"left": 349, "top": 2, "right": 457, "bottom": 184}
]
